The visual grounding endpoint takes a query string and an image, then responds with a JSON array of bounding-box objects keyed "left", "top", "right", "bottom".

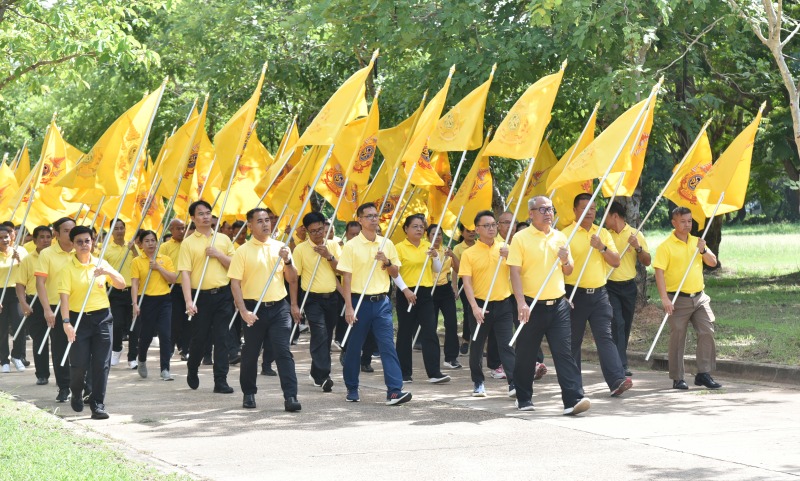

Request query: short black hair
[
  {"left": 403, "top": 213, "right": 425, "bottom": 230},
  {"left": 246, "top": 207, "right": 269, "bottom": 222},
  {"left": 111, "top": 219, "right": 125, "bottom": 228},
  {"left": 671, "top": 206, "right": 692, "bottom": 219},
  {"left": 232, "top": 220, "right": 245, "bottom": 230},
  {"left": 1, "top": 221, "right": 15, "bottom": 229},
  {"left": 189, "top": 200, "right": 212, "bottom": 217},
  {"left": 0, "top": 225, "right": 11, "bottom": 235},
  {"left": 573, "top": 193, "right": 592, "bottom": 208},
  {"left": 69, "top": 225, "right": 93, "bottom": 242},
  {"left": 188, "top": 222, "right": 196, "bottom": 230},
  {"left": 608, "top": 201, "right": 627, "bottom": 218},
  {"left": 345, "top": 221, "right": 361, "bottom": 231},
  {"left": 426, "top": 223, "right": 439, "bottom": 236},
  {"left": 33, "top": 226, "right": 51, "bottom": 238},
  {"left": 356, "top": 202, "right": 377, "bottom": 217},
  {"left": 303, "top": 211, "right": 326, "bottom": 228},
  {"left": 474, "top": 210, "right": 495, "bottom": 227},
  {"left": 515, "top": 221, "right": 530, "bottom": 232},
  {"left": 137, "top": 230, "right": 157, "bottom": 243},
  {"left": 53, "top": 217, "right": 74, "bottom": 232}
]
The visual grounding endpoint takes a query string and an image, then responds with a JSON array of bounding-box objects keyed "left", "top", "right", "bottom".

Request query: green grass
[{"left": 0, "top": 393, "right": 190, "bottom": 481}]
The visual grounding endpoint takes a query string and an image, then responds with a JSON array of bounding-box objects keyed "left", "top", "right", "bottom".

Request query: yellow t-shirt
[
  {"left": 23, "top": 240, "right": 36, "bottom": 254},
  {"left": 158, "top": 238, "right": 182, "bottom": 285},
  {"left": 177, "top": 231, "right": 235, "bottom": 290},
  {"left": 58, "top": 256, "right": 115, "bottom": 312},
  {"left": 227, "top": 237, "right": 288, "bottom": 302},
  {"left": 436, "top": 248, "right": 452, "bottom": 286},
  {"left": 292, "top": 239, "right": 342, "bottom": 293},
  {"left": 562, "top": 222, "right": 617, "bottom": 289},
  {"left": 337, "top": 233, "right": 401, "bottom": 295},
  {"left": 14, "top": 249, "right": 39, "bottom": 295},
  {"left": 0, "top": 247, "right": 25, "bottom": 289},
  {"left": 458, "top": 240, "right": 511, "bottom": 301},
  {"left": 452, "top": 241, "right": 473, "bottom": 260},
  {"left": 104, "top": 242, "right": 134, "bottom": 287},
  {"left": 35, "top": 242, "right": 74, "bottom": 304},
  {"left": 653, "top": 231, "right": 705, "bottom": 293},
  {"left": 131, "top": 254, "right": 175, "bottom": 297},
  {"left": 608, "top": 223, "right": 649, "bottom": 282},
  {"left": 395, "top": 238, "right": 435, "bottom": 288},
  {"left": 507, "top": 227, "right": 572, "bottom": 300}
]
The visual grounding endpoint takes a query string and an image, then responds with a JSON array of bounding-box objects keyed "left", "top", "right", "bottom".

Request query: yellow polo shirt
[
  {"left": 337, "top": 233, "right": 401, "bottom": 295},
  {"left": 158, "top": 238, "right": 182, "bottom": 285},
  {"left": 15, "top": 249, "right": 40, "bottom": 295},
  {"left": 507, "top": 227, "right": 572, "bottom": 299},
  {"left": 436, "top": 248, "right": 452, "bottom": 286},
  {"left": 452, "top": 241, "right": 473, "bottom": 260},
  {"left": 131, "top": 254, "right": 175, "bottom": 297},
  {"left": 23, "top": 240, "right": 36, "bottom": 254},
  {"left": 104, "top": 242, "right": 133, "bottom": 287},
  {"left": 0, "top": 248, "right": 25, "bottom": 288},
  {"left": 228, "top": 237, "right": 288, "bottom": 302},
  {"left": 458, "top": 240, "right": 511, "bottom": 301},
  {"left": 293, "top": 239, "right": 341, "bottom": 293},
  {"left": 58, "top": 256, "right": 114, "bottom": 312},
  {"left": 396, "top": 238, "right": 435, "bottom": 288},
  {"left": 178, "top": 231, "right": 235, "bottom": 290},
  {"left": 608, "top": 224, "right": 649, "bottom": 282},
  {"left": 35, "top": 242, "right": 74, "bottom": 303},
  {"left": 653, "top": 231, "right": 705, "bottom": 293},
  {"left": 562, "top": 222, "right": 617, "bottom": 289}
]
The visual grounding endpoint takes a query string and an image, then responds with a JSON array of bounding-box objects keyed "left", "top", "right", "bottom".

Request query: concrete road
[{"left": 2, "top": 336, "right": 799, "bottom": 480}]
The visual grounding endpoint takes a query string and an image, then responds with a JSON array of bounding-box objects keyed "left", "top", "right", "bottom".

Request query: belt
[
  {"left": 306, "top": 291, "right": 336, "bottom": 299},
  {"left": 112, "top": 287, "right": 130, "bottom": 293},
  {"left": 199, "top": 285, "right": 229, "bottom": 295},
  {"left": 668, "top": 290, "right": 703, "bottom": 299},
  {"left": 474, "top": 296, "right": 510, "bottom": 306},
  {"left": 244, "top": 298, "right": 285, "bottom": 308},
  {"left": 567, "top": 285, "right": 605, "bottom": 295},
  {"left": 356, "top": 293, "right": 388, "bottom": 302},
  {"left": 607, "top": 278, "right": 635, "bottom": 285},
  {"left": 525, "top": 296, "right": 564, "bottom": 307},
  {"left": 70, "top": 308, "right": 109, "bottom": 317}
]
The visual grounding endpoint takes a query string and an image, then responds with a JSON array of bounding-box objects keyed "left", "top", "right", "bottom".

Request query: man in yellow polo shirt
[
  {"left": 459, "top": 210, "right": 516, "bottom": 398},
  {"left": 105, "top": 219, "right": 139, "bottom": 369},
  {"left": 178, "top": 200, "right": 236, "bottom": 394},
  {"left": 452, "top": 224, "right": 476, "bottom": 355},
  {"left": 291, "top": 211, "right": 342, "bottom": 392},
  {"left": 605, "top": 201, "right": 651, "bottom": 376},
  {"left": 563, "top": 193, "right": 631, "bottom": 397},
  {"left": 15, "top": 226, "right": 52, "bottom": 385},
  {"left": 229, "top": 207, "right": 300, "bottom": 411},
  {"left": 34, "top": 217, "right": 75, "bottom": 403},
  {"left": 654, "top": 206, "right": 721, "bottom": 390},
  {"left": 338, "top": 202, "right": 410, "bottom": 405},
  {"left": 508, "top": 196, "right": 590, "bottom": 415},
  {"left": 160, "top": 218, "right": 190, "bottom": 361}
]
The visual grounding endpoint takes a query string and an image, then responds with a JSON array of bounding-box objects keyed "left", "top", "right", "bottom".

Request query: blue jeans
[{"left": 343, "top": 295, "right": 403, "bottom": 395}]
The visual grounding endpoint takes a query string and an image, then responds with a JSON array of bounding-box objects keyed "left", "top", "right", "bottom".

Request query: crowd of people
[{"left": 0, "top": 194, "right": 724, "bottom": 419}]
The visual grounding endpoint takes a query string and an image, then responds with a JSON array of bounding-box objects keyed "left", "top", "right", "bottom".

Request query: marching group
[{"left": 0, "top": 193, "right": 723, "bottom": 419}]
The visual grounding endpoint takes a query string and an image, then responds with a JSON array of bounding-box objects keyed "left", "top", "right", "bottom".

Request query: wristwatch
[
  {"left": 328, "top": 255, "right": 335, "bottom": 262},
  {"left": 601, "top": 245, "right": 608, "bottom": 253},
  {"left": 635, "top": 247, "right": 643, "bottom": 253},
  {"left": 62, "top": 318, "right": 71, "bottom": 324},
  {"left": 384, "top": 259, "right": 392, "bottom": 268},
  {"left": 284, "top": 258, "right": 292, "bottom": 265}
]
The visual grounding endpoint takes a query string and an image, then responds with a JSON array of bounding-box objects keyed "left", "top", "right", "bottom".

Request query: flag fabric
[
  {"left": 37, "top": 121, "right": 84, "bottom": 211},
  {"left": 506, "top": 140, "right": 559, "bottom": 221},
  {"left": 337, "top": 94, "right": 380, "bottom": 186},
  {"left": 14, "top": 147, "right": 31, "bottom": 184},
  {"left": 663, "top": 131, "right": 713, "bottom": 228},
  {"left": 362, "top": 159, "right": 402, "bottom": 227},
  {"left": 695, "top": 107, "right": 764, "bottom": 222},
  {"left": 601, "top": 95, "right": 657, "bottom": 197},
  {"left": 0, "top": 163, "right": 20, "bottom": 216},
  {"left": 156, "top": 101, "right": 207, "bottom": 200},
  {"left": 267, "top": 146, "right": 324, "bottom": 217},
  {"left": 256, "top": 120, "right": 304, "bottom": 198},
  {"left": 389, "top": 188, "right": 429, "bottom": 244},
  {"left": 58, "top": 86, "right": 163, "bottom": 196},
  {"left": 428, "top": 68, "right": 494, "bottom": 152},
  {"left": 426, "top": 151, "right": 457, "bottom": 233},
  {"left": 484, "top": 65, "right": 565, "bottom": 160},
  {"left": 377, "top": 101, "right": 424, "bottom": 184},
  {"left": 447, "top": 135, "right": 493, "bottom": 230}
]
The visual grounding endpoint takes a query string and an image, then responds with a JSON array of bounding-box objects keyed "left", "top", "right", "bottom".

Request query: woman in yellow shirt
[
  {"left": 427, "top": 224, "right": 461, "bottom": 369},
  {"left": 59, "top": 225, "right": 125, "bottom": 420},
  {"left": 394, "top": 214, "right": 449, "bottom": 384},
  {"left": 131, "top": 230, "right": 178, "bottom": 381}
]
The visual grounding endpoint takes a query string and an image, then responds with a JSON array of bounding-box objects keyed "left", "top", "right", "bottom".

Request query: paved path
[{"left": 2, "top": 337, "right": 799, "bottom": 480}]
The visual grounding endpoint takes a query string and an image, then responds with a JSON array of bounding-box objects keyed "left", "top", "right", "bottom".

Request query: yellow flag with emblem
[
  {"left": 663, "top": 131, "right": 713, "bottom": 228},
  {"left": 506, "top": 140, "right": 558, "bottom": 221},
  {"left": 36, "top": 120, "right": 84, "bottom": 211},
  {"left": 426, "top": 151, "right": 457, "bottom": 232},
  {"left": 447, "top": 134, "right": 492, "bottom": 230},
  {"left": 377, "top": 100, "right": 424, "bottom": 185},
  {"left": 428, "top": 66, "right": 494, "bottom": 152},
  {"left": 601, "top": 94, "right": 657, "bottom": 197},
  {"left": 156, "top": 99, "right": 208, "bottom": 200}
]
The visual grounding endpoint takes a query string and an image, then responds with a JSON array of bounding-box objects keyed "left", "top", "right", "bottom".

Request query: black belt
[
  {"left": 70, "top": 308, "right": 110, "bottom": 317},
  {"left": 112, "top": 287, "right": 130, "bottom": 293},
  {"left": 607, "top": 279, "right": 635, "bottom": 285},
  {"left": 306, "top": 291, "right": 336, "bottom": 299},
  {"left": 199, "top": 285, "right": 230, "bottom": 295},
  {"left": 525, "top": 295, "right": 565, "bottom": 307},
  {"left": 567, "top": 285, "right": 605, "bottom": 295},
  {"left": 356, "top": 293, "right": 388, "bottom": 302},
  {"left": 474, "top": 296, "right": 510, "bottom": 306},
  {"left": 244, "top": 298, "right": 285, "bottom": 308},
  {"left": 668, "top": 290, "right": 703, "bottom": 299}
]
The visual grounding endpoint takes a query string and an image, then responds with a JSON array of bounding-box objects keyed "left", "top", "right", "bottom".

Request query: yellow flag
[
  {"left": 548, "top": 95, "right": 654, "bottom": 193},
  {"left": 663, "top": 131, "right": 713, "bottom": 228},
  {"left": 377, "top": 101, "right": 424, "bottom": 175},
  {"left": 14, "top": 147, "right": 31, "bottom": 184},
  {"left": 0, "top": 163, "right": 20, "bottom": 216},
  {"left": 447, "top": 135, "right": 493, "bottom": 230},
  {"left": 601, "top": 95, "right": 656, "bottom": 197},
  {"left": 485, "top": 64, "right": 565, "bottom": 160},
  {"left": 337, "top": 94, "right": 380, "bottom": 186},
  {"left": 426, "top": 151, "right": 457, "bottom": 232},
  {"left": 156, "top": 100, "right": 207, "bottom": 200},
  {"left": 58, "top": 86, "right": 163, "bottom": 196},
  {"left": 267, "top": 146, "right": 323, "bottom": 216},
  {"left": 695, "top": 106, "right": 763, "bottom": 220},
  {"left": 428, "top": 66, "right": 494, "bottom": 152},
  {"left": 362, "top": 159, "right": 403, "bottom": 227},
  {"left": 37, "top": 121, "right": 84, "bottom": 211},
  {"left": 389, "top": 189, "right": 429, "bottom": 244},
  {"left": 216, "top": 129, "right": 273, "bottom": 218},
  {"left": 506, "top": 140, "right": 559, "bottom": 221},
  {"left": 297, "top": 52, "right": 377, "bottom": 146}
]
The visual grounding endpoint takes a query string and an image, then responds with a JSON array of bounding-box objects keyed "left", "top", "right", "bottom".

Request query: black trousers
[
  {"left": 170, "top": 285, "right": 189, "bottom": 354},
  {"left": 68, "top": 308, "right": 112, "bottom": 408},
  {"left": 27, "top": 296, "right": 51, "bottom": 380},
  {"left": 187, "top": 285, "right": 232, "bottom": 385},
  {"left": 0, "top": 294, "right": 24, "bottom": 364},
  {"left": 302, "top": 291, "right": 340, "bottom": 383},
  {"left": 567, "top": 286, "right": 626, "bottom": 390},
  {"left": 396, "top": 286, "right": 441, "bottom": 378},
  {"left": 137, "top": 294, "right": 172, "bottom": 371},
  {"left": 514, "top": 297, "right": 585, "bottom": 408},
  {"left": 432, "top": 283, "right": 460, "bottom": 362},
  {"left": 468, "top": 297, "right": 515, "bottom": 385},
  {"left": 240, "top": 299, "right": 297, "bottom": 398},
  {"left": 607, "top": 279, "right": 637, "bottom": 369},
  {"left": 458, "top": 279, "right": 472, "bottom": 341},
  {"left": 35, "top": 304, "right": 71, "bottom": 388},
  {"left": 110, "top": 287, "right": 138, "bottom": 361}
]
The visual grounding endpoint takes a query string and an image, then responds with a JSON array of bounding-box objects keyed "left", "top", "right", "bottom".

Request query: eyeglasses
[
  {"left": 308, "top": 227, "right": 326, "bottom": 236},
  {"left": 360, "top": 214, "right": 380, "bottom": 220},
  {"left": 477, "top": 223, "right": 498, "bottom": 229},
  {"left": 74, "top": 239, "right": 92, "bottom": 246},
  {"left": 533, "top": 206, "right": 555, "bottom": 215},
  {"left": 499, "top": 220, "right": 512, "bottom": 225}
]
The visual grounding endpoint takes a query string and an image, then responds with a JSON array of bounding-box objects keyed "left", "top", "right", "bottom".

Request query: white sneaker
[
  {"left": 110, "top": 351, "right": 122, "bottom": 366},
  {"left": 490, "top": 367, "right": 507, "bottom": 379},
  {"left": 1, "top": 364, "right": 10, "bottom": 373},
  {"left": 11, "top": 358, "right": 26, "bottom": 372},
  {"left": 128, "top": 360, "right": 138, "bottom": 369},
  {"left": 160, "top": 369, "right": 174, "bottom": 381},
  {"left": 137, "top": 361, "right": 147, "bottom": 378},
  {"left": 564, "top": 398, "right": 591, "bottom": 416}
]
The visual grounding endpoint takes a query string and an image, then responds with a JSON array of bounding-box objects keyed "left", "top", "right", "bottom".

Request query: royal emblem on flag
[
  {"left": 322, "top": 163, "right": 345, "bottom": 196},
  {"left": 495, "top": 105, "right": 529, "bottom": 146},
  {"left": 436, "top": 110, "right": 463, "bottom": 142},
  {"left": 183, "top": 144, "right": 199, "bottom": 180},
  {"left": 76, "top": 149, "right": 102, "bottom": 178},
  {"left": 677, "top": 163, "right": 711, "bottom": 205},
  {"left": 40, "top": 156, "right": 65, "bottom": 185},
  {"left": 354, "top": 136, "right": 377, "bottom": 174},
  {"left": 468, "top": 168, "right": 490, "bottom": 200}
]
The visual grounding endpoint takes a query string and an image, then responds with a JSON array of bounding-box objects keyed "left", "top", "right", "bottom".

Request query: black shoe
[
  {"left": 202, "top": 355, "right": 213, "bottom": 365},
  {"left": 229, "top": 353, "right": 241, "bottom": 365},
  {"left": 36, "top": 377, "right": 48, "bottom": 385},
  {"left": 21, "top": 358, "right": 30, "bottom": 367},
  {"left": 413, "top": 342, "right": 422, "bottom": 351},
  {"left": 460, "top": 342, "right": 469, "bottom": 355},
  {"left": 91, "top": 404, "right": 109, "bottom": 420},
  {"left": 673, "top": 379, "right": 689, "bottom": 390},
  {"left": 187, "top": 370, "right": 199, "bottom": 390},
  {"left": 56, "top": 388, "right": 70, "bottom": 403},
  {"left": 214, "top": 383, "right": 234, "bottom": 394},
  {"left": 695, "top": 372, "right": 722, "bottom": 389},
  {"left": 339, "top": 351, "right": 345, "bottom": 367},
  {"left": 180, "top": 351, "right": 188, "bottom": 362},
  {"left": 402, "top": 375, "right": 413, "bottom": 383},
  {"left": 284, "top": 397, "right": 301, "bottom": 412},
  {"left": 625, "top": 369, "right": 633, "bottom": 376},
  {"left": 261, "top": 367, "right": 277, "bottom": 376},
  {"left": 243, "top": 394, "right": 256, "bottom": 409},
  {"left": 321, "top": 377, "right": 334, "bottom": 393},
  {"left": 361, "top": 364, "right": 374, "bottom": 373},
  {"left": 70, "top": 392, "right": 83, "bottom": 413}
]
